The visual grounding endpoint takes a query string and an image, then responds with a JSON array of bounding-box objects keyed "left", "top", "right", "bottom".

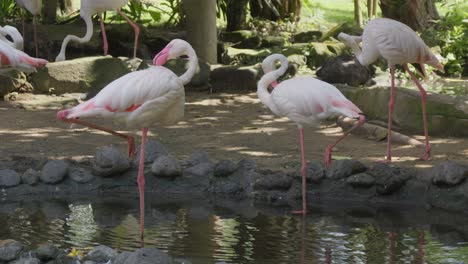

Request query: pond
[{"left": 1, "top": 193, "right": 468, "bottom": 264}]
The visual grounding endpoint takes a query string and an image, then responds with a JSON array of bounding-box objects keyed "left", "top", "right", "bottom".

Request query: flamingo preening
[
  {"left": 338, "top": 18, "right": 444, "bottom": 162},
  {"left": 15, "top": 0, "right": 41, "bottom": 57},
  {"left": 55, "top": 0, "right": 140, "bottom": 62},
  {"left": 0, "top": 25, "right": 24, "bottom": 50},
  {"left": 57, "top": 39, "right": 198, "bottom": 243},
  {"left": 258, "top": 54, "right": 366, "bottom": 214},
  {"left": 0, "top": 39, "right": 47, "bottom": 75}
]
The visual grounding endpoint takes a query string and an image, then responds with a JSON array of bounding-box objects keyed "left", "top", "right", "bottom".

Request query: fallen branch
[{"left": 337, "top": 117, "right": 423, "bottom": 146}]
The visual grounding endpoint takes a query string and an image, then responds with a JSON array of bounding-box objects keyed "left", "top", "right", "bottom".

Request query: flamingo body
[
  {"left": 0, "top": 40, "right": 47, "bottom": 75},
  {"left": 81, "top": 0, "right": 130, "bottom": 13},
  {"left": 0, "top": 26, "right": 24, "bottom": 50}
]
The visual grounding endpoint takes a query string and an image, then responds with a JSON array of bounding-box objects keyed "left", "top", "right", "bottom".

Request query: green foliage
[
  {"left": 422, "top": 1, "right": 468, "bottom": 77},
  {"left": 109, "top": 0, "right": 162, "bottom": 25},
  {"left": 0, "top": 0, "right": 19, "bottom": 24}
]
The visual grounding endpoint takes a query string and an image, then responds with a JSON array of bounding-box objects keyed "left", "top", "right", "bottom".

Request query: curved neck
[
  {"left": 56, "top": 12, "right": 94, "bottom": 61},
  {"left": 179, "top": 48, "right": 198, "bottom": 85},
  {"left": 257, "top": 55, "right": 288, "bottom": 107}
]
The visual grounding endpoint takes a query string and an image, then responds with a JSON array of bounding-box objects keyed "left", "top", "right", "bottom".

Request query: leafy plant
[
  {"left": 0, "top": 0, "right": 19, "bottom": 24},
  {"left": 108, "top": 0, "right": 162, "bottom": 25}
]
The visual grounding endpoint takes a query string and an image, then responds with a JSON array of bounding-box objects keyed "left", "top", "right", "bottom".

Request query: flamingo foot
[
  {"left": 324, "top": 148, "right": 332, "bottom": 168},
  {"left": 378, "top": 157, "right": 392, "bottom": 163},
  {"left": 420, "top": 146, "right": 431, "bottom": 161}
]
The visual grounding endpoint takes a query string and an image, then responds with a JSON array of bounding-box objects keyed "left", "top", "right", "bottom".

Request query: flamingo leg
[
  {"left": 117, "top": 10, "right": 140, "bottom": 58},
  {"left": 403, "top": 64, "right": 431, "bottom": 160},
  {"left": 325, "top": 114, "right": 366, "bottom": 167},
  {"left": 138, "top": 127, "right": 148, "bottom": 246},
  {"left": 60, "top": 118, "right": 136, "bottom": 159},
  {"left": 33, "top": 15, "right": 38, "bottom": 57},
  {"left": 98, "top": 14, "right": 109, "bottom": 56},
  {"left": 292, "top": 128, "right": 307, "bottom": 214},
  {"left": 385, "top": 65, "right": 396, "bottom": 162}
]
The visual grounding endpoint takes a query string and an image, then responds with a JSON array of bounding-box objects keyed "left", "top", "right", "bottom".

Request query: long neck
[
  {"left": 179, "top": 48, "right": 198, "bottom": 85},
  {"left": 55, "top": 12, "right": 94, "bottom": 61},
  {"left": 257, "top": 56, "right": 288, "bottom": 109}
]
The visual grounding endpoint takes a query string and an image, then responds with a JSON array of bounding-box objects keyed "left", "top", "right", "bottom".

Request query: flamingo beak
[
  {"left": 153, "top": 47, "right": 170, "bottom": 66},
  {"left": 57, "top": 110, "right": 69, "bottom": 120},
  {"left": 435, "top": 62, "right": 445, "bottom": 73}
]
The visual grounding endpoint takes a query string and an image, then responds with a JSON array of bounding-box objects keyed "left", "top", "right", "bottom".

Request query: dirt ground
[{"left": 1, "top": 91, "right": 467, "bottom": 171}]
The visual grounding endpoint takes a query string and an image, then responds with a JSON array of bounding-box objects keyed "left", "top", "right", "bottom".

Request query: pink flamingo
[
  {"left": 15, "top": 0, "right": 41, "bottom": 57},
  {"left": 57, "top": 39, "right": 198, "bottom": 242},
  {"left": 338, "top": 18, "right": 444, "bottom": 162},
  {"left": 258, "top": 54, "right": 366, "bottom": 214},
  {"left": 0, "top": 39, "right": 47, "bottom": 75},
  {"left": 0, "top": 25, "right": 24, "bottom": 50},
  {"left": 55, "top": 0, "right": 140, "bottom": 61}
]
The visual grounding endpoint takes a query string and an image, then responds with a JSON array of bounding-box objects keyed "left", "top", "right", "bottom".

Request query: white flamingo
[
  {"left": 55, "top": 0, "right": 140, "bottom": 62},
  {"left": 338, "top": 18, "right": 444, "bottom": 162},
  {"left": 258, "top": 54, "right": 366, "bottom": 214},
  {"left": 0, "top": 25, "right": 24, "bottom": 50},
  {"left": 0, "top": 40, "right": 47, "bottom": 75},
  {"left": 57, "top": 39, "right": 198, "bottom": 243},
  {"left": 15, "top": 0, "right": 41, "bottom": 57}
]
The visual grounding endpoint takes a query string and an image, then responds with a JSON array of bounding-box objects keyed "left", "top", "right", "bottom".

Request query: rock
[
  {"left": 320, "top": 22, "right": 359, "bottom": 41},
  {"left": 0, "top": 169, "right": 21, "bottom": 187},
  {"left": 0, "top": 71, "right": 33, "bottom": 97},
  {"left": 432, "top": 161, "right": 468, "bottom": 187},
  {"left": 133, "top": 140, "right": 169, "bottom": 166},
  {"left": 21, "top": 169, "right": 40, "bottom": 185},
  {"left": 83, "top": 261, "right": 97, "bottom": 264},
  {"left": 163, "top": 59, "right": 210, "bottom": 87},
  {"left": 40, "top": 160, "right": 68, "bottom": 184},
  {"left": 6, "top": 93, "right": 81, "bottom": 110},
  {"left": 346, "top": 173, "right": 375, "bottom": 188},
  {"left": 287, "top": 54, "right": 307, "bottom": 68},
  {"left": 261, "top": 36, "right": 286, "bottom": 48},
  {"left": 184, "top": 150, "right": 212, "bottom": 167},
  {"left": 85, "top": 245, "right": 117, "bottom": 263},
  {"left": 151, "top": 156, "right": 182, "bottom": 178},
  {"left": 69, "top": 167, "right": 94, "bottom": 183},
  {"left": 307, "top": 42, "right": 346, "bottom": 69},
  {"left": 222, "top": 47, "right": 272, "bottom": 65},
  {"left": 36, "top": 243, "right": 60, "bottom": 261},
  {"left": 0, "top": 240, "right": 24, "bottom": 262},
  {"left": 52, "top": 252, "right": 76, "bottom": 264},
  {"left": 233, "top": 36, "right": 262, "bottom": 49},
  {"left": 11, "top": 257, "right": 41, "bottom": 264},
  {"left": 30, "top": 56, "right": 130, "bottom": 95},
  {"left": 114, "top": 251, "right": 132, "bottom": 264},
  {"left": 326, "top": 159, "right": 367, "bottom": 179},
  {"left": 210, "top": 65, "right": 261, "bottom": 91},
  {"left": 220, "top": 30, "right": 256, "bottom": 43},
  {"left": 293, "top": 30, "right": 323, "bottom": 42},
  {"left": 254, "top": 170, "right": 292, "bottom": 190},
  {"left": 214, "top": 160, "right": 238, "bottom": 177},
  {"left": 93, "top": 146, "right": 131, "bottom": 177},
  {"left": 282, "top": 43, "right": 310, "bottom": 56},
  {"left": 123, "top": 248, "right": 172, "bottom": 264},
  {"left": 370, "top": 163, "right": 410, "bottom": 195},
  {"left": 238, "top": 158, "right": 257, "bottom": 171},
  {"left": 316, "top": 54, "right": 374, "bottom": 86},
  {"left": 305, "top": 161, "right": 326, "bottom": 183},
  {"left": 184, "top": 162, "right": 215, "bottom": 178},
  {"left": 338, "top": 85, "right": 468, "bottom": 137}
]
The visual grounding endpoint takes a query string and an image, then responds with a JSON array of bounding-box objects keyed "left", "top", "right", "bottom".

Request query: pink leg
[
  {"left": 403, "top": 64, "right": 431, "bottom": 160},
  {"left": 292, "top": 128, "right": 307, "bottom": 214},
  {"left": 138, "top": 127, "right": 148, "bottom": 246},
  {"left": 385, "top": 65, "right": 396, "bottom": 162},
  {"left": 33, "top": 15, "right": 38, "bottom": 57},
  {"left": 98, "top": 14, "right": 109, "bottom": 56},
  {"left": 118, "top": 10, "right": 140, "bottom": 58},
  {"left": 325, "top": 114, "right": 366, "bottom": 167},
  {"left": 59, "top": 118, "right": 136, "bottom": 159}
]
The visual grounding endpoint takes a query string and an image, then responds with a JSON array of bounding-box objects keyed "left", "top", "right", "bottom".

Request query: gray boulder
[
  {"left": 184, "top": 150, "right": 213, "bottom": 167},
  {"left": 122, "top": 248, "right": 172, "bottom": 264},
  {"left": 316, "top": 54, "right": 374, "bottom": 86},
  {"left": 305, "top": 160, "right": 326, "bottom": 183},
  {"left": 93, "top": 146, "right": 131, "bottom": 177},
  {"left": 133, "top": 140, "right": 169, "bottom": 166},
  {"left": 0, "top": 170, "right": 21, "bottom": 187},
  {"left": 114, "top": 251, "right": 132, "bottom": 264},
  {"left": 432, "top": 161, "right": 468, "bottom": 187},
  {"left": 370, "top": 163, "right": 411, "bottom": 195},
  {"left": 85, "top": 245, "right": 117, "bottom": 263},
  {"left": 326, "top": 159, "right": 367, "bottom": 180},
  {"left": 293, "top": 30, "right": 323, "bottom": 42},
  {"left": 36, "top": 243, "right": 60, "bottom": 261},
  {"left": 69, "top": 167, "right": 94, "bottom": 183},
  {"left": 0, "top": 240, "right": 24, "bottom": 262},
  {"left": 11, "top": 257, "right": 41, "bottom": 264},
  {"left": 40, "top": 160, "right": 68, "bottom": 184},
  {"left": 254, "top": 171, "right": 292, "bottom": 190},
  {"left": 210, "top": 65, "right": 261, "bottom": 91},
  {"left": 21, "top": 169, "right": 40, "bottom": 185},
  {"left": 346, "top": 173, "right": 375, "bottom": 188},
  {"left": 151, "top": 156, "right": 182, "bottom": 178},
  {"left": 214, "top": 160, "right": 238, "bottom": 177}
]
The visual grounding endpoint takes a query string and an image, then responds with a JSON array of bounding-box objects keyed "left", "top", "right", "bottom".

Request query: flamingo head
[
  {"left": 153, "top": 39, "right": 193, "bottom": 66},
  {"left": 57, "top": 110, "right": 70, "bottom": 120},
  {"left": 425, "top": 50, "right": 445, "bottom": 73}
]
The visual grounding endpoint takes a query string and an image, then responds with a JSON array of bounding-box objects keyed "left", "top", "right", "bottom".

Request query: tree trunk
[
  {"left": 226, "top": 0, "right": 248, "bottom": 32},
  {"left": 372, "top": 0, "right": 378, "bottom": 17},
  {"left": 354, "top": 0, "right": 363, "bottom": 26},
  {"left": 184, "top": 0, "right": 217, "bottom": 63},
  {"left": 249, "top": 0, "right": 301, "bottom": 21},
  {"left": 59, "top": 0, "right": 73, "bottom": 13},
  {"left": 43, "top": 0, "right": 57, "bottom": 24},
  {"left": 380, "top": 0, "right": 439, "bottom": 31},
  {"left": 367, "top": 0, "right": 373, "bottom": 18}
]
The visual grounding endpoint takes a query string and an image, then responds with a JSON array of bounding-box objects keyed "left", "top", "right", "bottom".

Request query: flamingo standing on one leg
[
  {"left": 338, "top": 18, "right": 444, "bottom": 162},
  {"left": 0, "top": 40, "right": 47, "bottom": 75},
  {"left": 0, "top": 25, "right": 24, "bottom": 50},
  {"left": 15, "top": 0, "right": 41, "bottom": 57},
  {"left": 57, "top": 39, "right": 198, "bottom": 243},
  {"left": 258, "top": 54, "right": 366, "bottom": 214},
  {"left": 55, "top": 0, "right": 140, "bottom": 62}
]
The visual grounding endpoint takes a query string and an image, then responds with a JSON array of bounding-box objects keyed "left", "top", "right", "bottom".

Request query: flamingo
[
  {"left": 55, "top": 0, "right": 140, "bottom": 62},
  {"left": 258, "top": 54, "right": 366, "bottom": 214},
  {"left": 0, "top": 40, "right": 47, "bottom": 75},
  {"left": 56, "top": 39, "right": 198, "bottom": 242},
  {"left": 15, "top": 0, "right": 41, "bottom": 57},
  {"left": 0, "top": 25, "right": 24, "bottom": 50},
  {"left": 338, "top": 18, "right": 444, "bottom": 162}
]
